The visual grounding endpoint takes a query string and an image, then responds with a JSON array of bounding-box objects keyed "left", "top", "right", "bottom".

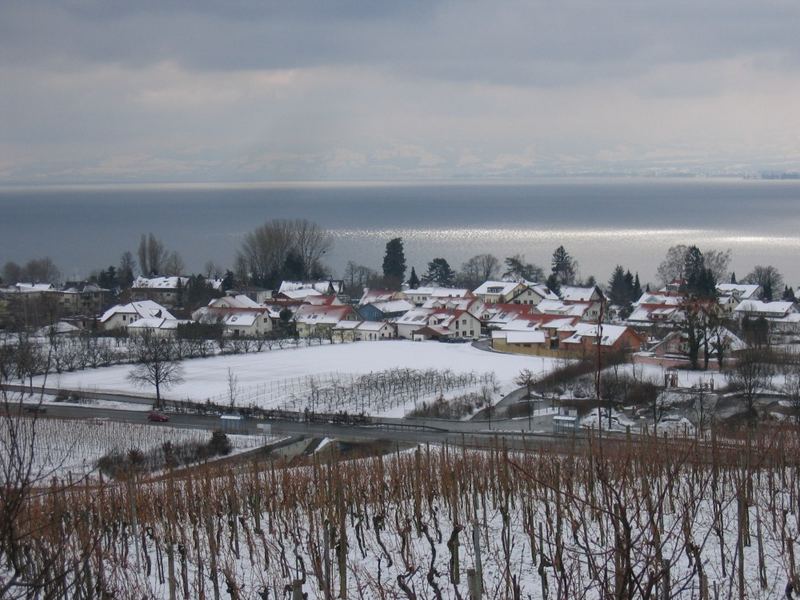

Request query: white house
[
  {"left": 733, "top": 300, "right": 800, "bottom": 332},
  {"left": 99, "top": 301, "right": 175, "bottom": 332},
  {"left": 395, "top": 307, "right": 482, "bottom": 340}
]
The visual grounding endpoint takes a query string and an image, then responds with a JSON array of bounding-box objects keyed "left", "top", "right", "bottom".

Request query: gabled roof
[
  {"left": 208, "top": 294, "right": 263, "bottom": 309},
  {"left": 716, "top": 283, "right": 760, "bottom": 300},
  {"left": 365, "top": 299, "right": 415, "bottom": 314},
  {"left": 132, "top": 276, "right": 189, "bottom": 289},
  {"left": 279, "top": 280, "right": 344, "bottom": 294},
  {"left": 100, "top": 300, "right": 175, "bottom": 324},
  {"left": 408, "top": 286, "right": 472, "bottom": 298},
  {"left": 561, "top": 323, "right": 636, "bottom": 347},
  {"left": 294, "top": 304, "right": 355, "bottom": 325},
  {"left": 733, "top": 300, "right": 795, "bottom": 317},
  {"left": 473, "top": 280, "right": 522, "bottom": 296},
  {"left": 560, "top": 286, "right": 599, "bottom": 303},
  {"left": 359, "top": 288, "right": 402, "bottom": 306},
  {"left": 128, "top": 317, "right": 188, "bottom": 330}
]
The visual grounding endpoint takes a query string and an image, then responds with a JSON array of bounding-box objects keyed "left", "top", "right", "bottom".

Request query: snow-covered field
[
  {"left": 3, "top": 417, "right": 272, "bottom": 478},
  {"left": 40, "top": 341, "right": 558, "bottom": 411},
  {"left": 36, "top": 340, "right": 742, "bottom": 418}
]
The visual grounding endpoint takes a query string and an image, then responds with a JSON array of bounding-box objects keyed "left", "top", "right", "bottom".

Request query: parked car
[
  {"left": 24, "top": 405, "right": 47, "bottom": 414},
  {"left": 147, "top": 411, "right": 170, "bottom": 422}
]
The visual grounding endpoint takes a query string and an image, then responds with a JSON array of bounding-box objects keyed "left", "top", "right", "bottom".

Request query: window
[{"left": 469, "top": 330, "right": 474, "bottom": 336}]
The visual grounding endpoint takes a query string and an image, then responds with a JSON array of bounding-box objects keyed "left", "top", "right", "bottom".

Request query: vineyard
[
  {"left": 208, "top": 368, "right": 500, "bottom": 416},
  {"left": 5, "top": 427, "right": 800, "bottom": 599},
  {"left": 0, "top": 416, "right": 270, "bottom": 478}
]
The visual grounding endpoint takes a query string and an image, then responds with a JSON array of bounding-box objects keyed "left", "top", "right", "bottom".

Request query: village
[{"left": 0, "top": 255, "right": 793, "bottom": 366}]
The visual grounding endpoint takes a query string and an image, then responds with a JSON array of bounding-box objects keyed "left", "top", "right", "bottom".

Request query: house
[
  {"left": 332, "top": 320, "right": 396, "bottom": 342},
  {"left": 535, "top": 299, "right": 592, "bottom": 319},
  {"left": 279, "top": 280, "right": 348, "bottom": 303},
  {"left": 395, "top": 307, "right": 482, "bottom": 340},
  {"left": 358, "top": 299, "right": 415, "bottom": 321},
  {"left": 99, "top": 301, "right": 175, "bottom": 332},
  {"left": 192, "top": 294, "right": 273, "bottom": 337},
  {"left": 128, "top": 317, "right": 190, "bottom": 337},
  {"left": 559, "top": 323, "right": 646, "bottom": 358},
  {"left": 293, "top": 304, "right": 359, "bottom": 338},
  {"left": 473, "top": 280, "right": 556, "bottom": 305},
  {"left": 130, "top": 276, "right": 190, "bottom": 307},
  {"left": 405, "top": 286, "right": 472, "bottom": 307},
  {"left": 626, "top": 293, "right": 685, "bottom": 329},
  {"left": 650, "top": 327, "right": 745, "bottom": 368},
  {"left": 492, "top": 320, "right": 644, "bottom": 359},
  {"left": 56, "top": 283, "right": 111, "bottom": 315},
  {"left": 559, "top": 286, "right": 604, "bottom": 321},
  {"left": 733, "top": 300, "right": 800, "bottom": 333},
  {"left": 716, "top": 283, "right": 762, "bottom": 314}
]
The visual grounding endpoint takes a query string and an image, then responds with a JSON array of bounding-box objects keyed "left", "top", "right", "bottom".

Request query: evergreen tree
[
  {"left": 423, "top": 258, "right": 456, "bottom": 287},
  {"left": 730, "top": 272, "right": 737, "bottom": 284},
  {"left": 782, "top": 286, "right": 797, "bottom": 302},
  {"left": 632, "top": 273, "right": 642, "bottom": 300},
  {"left": 546, "top": 272, "right": 561, "bottom": 296},
  {"left": 608, "top": 266, "right": 628, "bottom": 306},
  {"left": 382, "top": 238, "right": 406, "bottom": 289},
  {"left": 408, "top": 266, "right": 420, "bottom": 289},
  {"left": 221, "top": 270, "right": 235, "bottom": 292},
  {"left": 623, "top": 270, "right": 635, "bottom": 303},
  {"left": 551, "top": 245, "right": 577, "bottom": 286}
]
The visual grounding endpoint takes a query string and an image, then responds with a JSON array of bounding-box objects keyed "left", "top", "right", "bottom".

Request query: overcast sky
[{"left": 1, "top": 0, "right": 799, "bottom": 184}]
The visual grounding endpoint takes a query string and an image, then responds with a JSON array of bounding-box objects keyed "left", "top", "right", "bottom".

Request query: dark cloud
[{"left": 2, "top": 1, "right": 799, "bottom": 85}]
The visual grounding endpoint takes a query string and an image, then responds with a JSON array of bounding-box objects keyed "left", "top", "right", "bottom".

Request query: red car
[{"left": 147, "top": 411, "right": 170, "bottom": 423}]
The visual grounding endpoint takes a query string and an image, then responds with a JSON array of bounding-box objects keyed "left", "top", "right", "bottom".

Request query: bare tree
[
  {"left": 726, "top": 349, "right": 774, "bottom": 418},
  {"left": 293, "top": 219, "right": 333, "bottom": 279},
  {"left": 161, "top": 251, "right": 185, "bottom": 276},
  {"left": 127, "top": 330, "right": 184, "bottom": 409},
  {"left": 237, "top": 220, "right": 295, "bottom": 286},
  {"left": 119, "top": 250, "right": 136, "bottom": 288},
  {"left": 227, "top": 367, "right": 239, "bottom": 409},
  {"left": 460, "top": 254, "right": 500, "bottom": 288},
  {"left": 138, "top": 233, "right": 169, "bottom": 276},
  {"left": 744, "top": 265, "right": 784, "bottom": 301},
  {"left": 514, "top": 369, "right": 536, "bottom": 400}
]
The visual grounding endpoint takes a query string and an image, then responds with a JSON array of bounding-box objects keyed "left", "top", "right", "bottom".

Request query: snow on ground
[
  {"left": 40, "top": 340, "right": 559, "bottom": 404},
  {"left": 3, "top": 417, "right": 273, "bottom": 479}
]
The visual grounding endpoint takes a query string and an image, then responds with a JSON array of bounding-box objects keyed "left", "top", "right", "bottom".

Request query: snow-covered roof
[
  {"left": 132, "top": 276, "right": 189, "bottom": 289},
  {"left": 505, "top": 330, "right": 546, "bottom": 345},
  {"left": 396, "top": 308, "right": 433, "bottom": 325},
  {"left": 208, "top": 294, "right": 262, "bottom": 309},
  {"left": 634, "top": 292, "right": 683, "bottom": 307},
  {"left": 128, "top": 317, "right": 187, "bottom": 330},
  {"left": 279, "top": 280, "right": 344, "bottom": 294},
  {"left": 223, "top": 312, "right": 262, "bottom": 327},
  {"left": 333, "top": 320, "right": 362, "bottom": 331},
  {"left": 294, "top": 304, "right": 354, "bottom": 325},
  {"left": 358, "top": 288, "right": 401, "bottom": 306},
  {"left": 535, "top": 299, "right": 589, "bottom": 317},
  {"left": 6, "top": 283, "right": 56, "bottom": 293},
  {"left": 280, "top": 288, "right": 323, "bottom": 300},
  {"left": 357, "top": 321, "right": 391, "bottom": 332},
  {"left": 473, "top": 280, "right": 522, "bottom": 296},
  {"left": 561, "top": 323, "right": 635, "bottom": 347},
  {"left": 716, "top": 283, "right": 760, "bottom": 300},
  {"left": 733, "top": 300, "right": 795, "bottom": 317},
  {"left": 560, "top": 286, "right": 597, "bottom": 303},
  {"left": 408, "top": 286, "right": 471, "bottom": 298},
  {"left": 100, "top": 300, "right": 175, "bottom": 323},
  {"left": 366, "top": 299, "right": 415, "bottom": 314},
  {"left": 36, "top": 321, "right": 80, "bottom": 336},
  {"left": 519, "top": 280, "right": 559, "bottom": 300}
]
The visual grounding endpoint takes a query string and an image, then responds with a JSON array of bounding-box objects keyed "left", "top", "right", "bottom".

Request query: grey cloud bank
[{"left": 1, "top": 1, "right": 799, "bottom": 184}]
